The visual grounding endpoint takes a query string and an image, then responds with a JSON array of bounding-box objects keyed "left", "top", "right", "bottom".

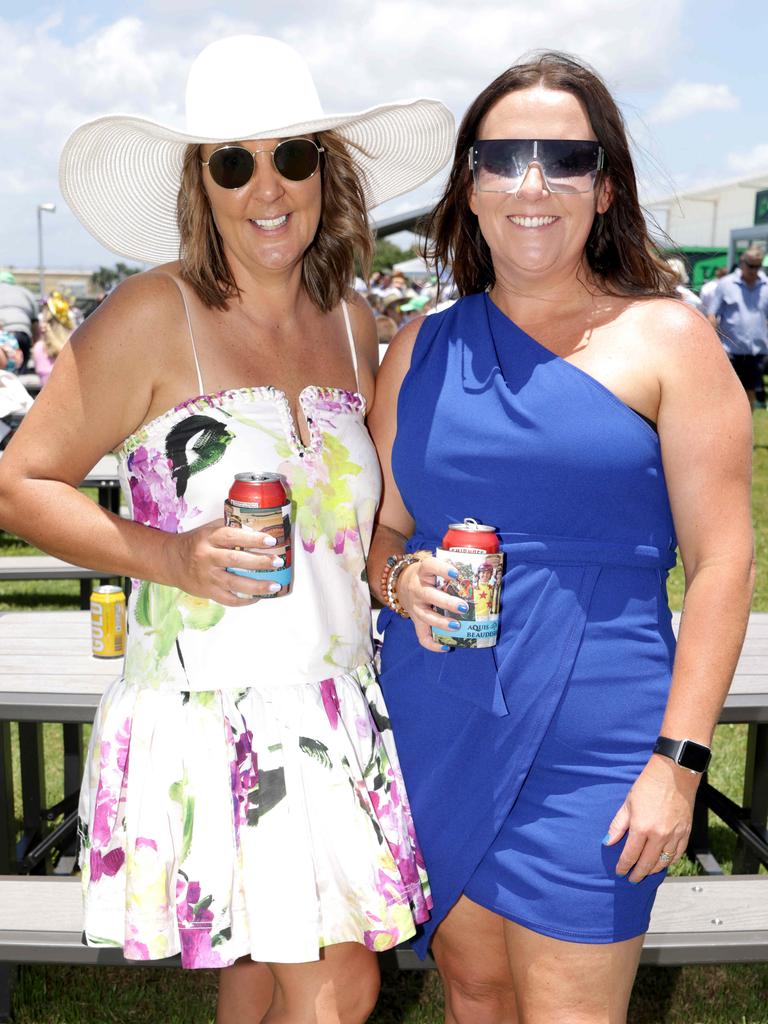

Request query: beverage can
[
  {"left": 91, "top": 585, "right": 126, "bottom": 659},
  {"left": 431, "top": 518, "right": 503, "bottom": 649},
  {"left": 224, "top": 472, "right": 292, "bottom": 597}
]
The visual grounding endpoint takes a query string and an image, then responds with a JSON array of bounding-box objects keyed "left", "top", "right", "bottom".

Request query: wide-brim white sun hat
[{"left": 59, "top": 34, "right": 455, "bottom": 265}]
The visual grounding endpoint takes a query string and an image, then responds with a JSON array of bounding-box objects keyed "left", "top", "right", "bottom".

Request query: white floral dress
[{"left": 78, "top": 295, "right": 431, "bottom": 968}]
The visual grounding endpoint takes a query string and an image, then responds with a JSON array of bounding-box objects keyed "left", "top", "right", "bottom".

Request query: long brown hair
[
  {"left": 425, "top": 51, "right": 677, "bottom": 298},
  {"left": 177, "top": 130, "right": 373, "bottom": 311}
]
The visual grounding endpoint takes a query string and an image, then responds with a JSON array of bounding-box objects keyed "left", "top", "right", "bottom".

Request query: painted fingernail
[
  {"left": 602, "top": 832, "right": 612, "bottom": 845},
  {"left": 448, "top": 569, "right": 459, "bottom": 579},
  {"left": 263, "top": 536, "right": 277, "bottom": 547},
  {"left": 271, "top": 556, "right": 285, "bottom": 568},
  {"left": 457, "top": 602, "right": 469, "bottom": 613},
  {"left": 441, "top": 645, "right": 451, "bottom": 652},
  {"left": 267, "top": 582, "right": 281, "bottom": 593},
  {"left": 448, "top": 620, "right": 461, "bottom": 630}
]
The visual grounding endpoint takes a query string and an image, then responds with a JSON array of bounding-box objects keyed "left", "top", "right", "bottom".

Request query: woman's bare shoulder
[
  {"left": 610, "top": 295, "right": 722, "bottom": 366},
  {"left": 87, "top": 265, "right": 184, "bottom": 327}
]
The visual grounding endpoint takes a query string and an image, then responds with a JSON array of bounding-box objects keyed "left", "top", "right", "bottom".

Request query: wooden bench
[
  {"left": 0, "top": 874, "right": 765, "bottom": 969},
  {"left": 0, "top": 557, "right": 119, "bottom": 610},
  {"left": 0, "top": 453, "right": 121, "bottom": 512}
]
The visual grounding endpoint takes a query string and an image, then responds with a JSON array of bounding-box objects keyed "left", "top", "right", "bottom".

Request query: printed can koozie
[
  {"left": 431, "top": 518, "right": 503, "bottom": 648},
  {"left": 224, "top": 473, "right": 292, "bottom": 597}
]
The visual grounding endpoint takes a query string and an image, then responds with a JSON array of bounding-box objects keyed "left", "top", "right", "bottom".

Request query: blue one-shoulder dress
[{"left": 378, "top": 292, "right": 678, "bottom": 954}]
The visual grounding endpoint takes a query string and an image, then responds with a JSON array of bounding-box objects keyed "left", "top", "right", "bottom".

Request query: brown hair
[
  {"left": 176, "top": 130, "right": 373, "bottom": 311},
  {"left": 424, "top": 51, "right": 677, "bottom": 298}
]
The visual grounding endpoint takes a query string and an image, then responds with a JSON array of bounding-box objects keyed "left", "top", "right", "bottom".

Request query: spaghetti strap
[
  {"left": 341, "top": 300, "right": 359, "bottom": 392},
  {"left": 164, "top": 275, "right": 205, "bottom": 396}
]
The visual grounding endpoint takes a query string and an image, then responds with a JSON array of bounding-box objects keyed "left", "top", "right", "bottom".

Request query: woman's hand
[
  {"left": 603, "top": 754, "right": 699, "bottom": 882},
  {"left": 165, "top": 519, "right": 285, "bottom": 607},
  {"left": 397, "top": 555, "right": 469, "bottom": 652}
]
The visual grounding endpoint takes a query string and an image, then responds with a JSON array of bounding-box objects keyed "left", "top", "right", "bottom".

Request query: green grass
[{"left": 3, "top": 425, "right": 768, "bottom": 1023}]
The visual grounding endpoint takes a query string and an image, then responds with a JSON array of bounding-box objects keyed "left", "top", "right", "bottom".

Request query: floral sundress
[{"left": 77, "top": 296, "right": 431, "bottom": 968}]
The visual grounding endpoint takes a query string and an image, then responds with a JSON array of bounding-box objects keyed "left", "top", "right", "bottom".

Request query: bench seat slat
[
  {"left": 0, "top": 557, "right": 116, "bottom": 582},
  {"left": 0, "top": 876, "right": 766, "bottom": 968}
]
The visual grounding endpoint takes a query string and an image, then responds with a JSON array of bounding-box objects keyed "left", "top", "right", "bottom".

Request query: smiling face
[
  {"left": 468, "top": 87, "right": 612, "bottom": 287},
  {"left": 200, "top": 137, "right": 322, "bottom": 277}
]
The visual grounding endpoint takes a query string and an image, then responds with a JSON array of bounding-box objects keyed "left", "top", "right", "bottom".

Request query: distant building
[
  {"left": 0, "top": 268, "right": 103, "bottom": 299},
  {"left": 645, "top": 171, "right": 768, "bottom": 250}
]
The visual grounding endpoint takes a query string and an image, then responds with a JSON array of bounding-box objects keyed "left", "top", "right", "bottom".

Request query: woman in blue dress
[{"left": 368, "top": 53, "right": 754, "bottom": 1023}]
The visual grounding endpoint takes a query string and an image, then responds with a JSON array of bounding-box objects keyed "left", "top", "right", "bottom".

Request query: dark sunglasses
[
  {"left": 202, "top": 138, "right": 324, "bottom": 190},
  {"left": 742, "top": 260, "right": 763, "bottom": 270},
  {"left": 469, "top": 139, "right": 604, "bottom": 194}
]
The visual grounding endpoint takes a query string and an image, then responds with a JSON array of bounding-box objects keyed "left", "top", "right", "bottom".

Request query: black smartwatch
[{"left": 653, "top": 735, "right": 711, "bottom": 774}]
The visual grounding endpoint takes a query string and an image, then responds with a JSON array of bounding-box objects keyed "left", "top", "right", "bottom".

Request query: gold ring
[{"left": 659, "top": 851, "right": 673, "bottom": 864}]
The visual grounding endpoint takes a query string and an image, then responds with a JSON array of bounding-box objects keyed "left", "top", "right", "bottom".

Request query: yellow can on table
[{"left": 91, "top": 585, "right": 126, "bottom": 658}]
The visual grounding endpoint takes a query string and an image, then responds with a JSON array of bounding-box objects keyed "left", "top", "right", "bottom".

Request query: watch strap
[{"left": 653, "top": 735, "right": 711, "bottom": 773}]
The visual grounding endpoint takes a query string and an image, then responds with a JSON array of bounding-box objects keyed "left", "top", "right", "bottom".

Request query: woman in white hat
[{"left": 0, "top": 35, "right": 453, "bottom": 1022}]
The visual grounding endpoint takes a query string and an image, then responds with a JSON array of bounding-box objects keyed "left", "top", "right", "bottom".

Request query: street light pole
[{"left": 37, "top": 203, "right": 56, "bottom": 299}]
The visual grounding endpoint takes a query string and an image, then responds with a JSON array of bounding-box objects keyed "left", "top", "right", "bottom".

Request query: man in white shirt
[{"left": 699, "top": 265, "right": 728, "bottom": 317}]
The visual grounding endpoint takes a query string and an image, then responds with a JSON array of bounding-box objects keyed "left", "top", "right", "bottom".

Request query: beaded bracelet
[
  {"left": 380, "top": 552, "right": 421, "bottom": 618},
  {"left": 387, "top": 554, "right": 421, "bottom": 618},
  {"left": 379, "top": 554, "right": 400, "bottom": 607}
]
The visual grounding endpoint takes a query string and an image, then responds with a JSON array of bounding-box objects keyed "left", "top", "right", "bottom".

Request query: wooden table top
[
  {"left": 0, "top": 609, "right": 766, "bottom": 723},
  {"left": 0, "top": 453, "right": 119, "bottom": 487}
]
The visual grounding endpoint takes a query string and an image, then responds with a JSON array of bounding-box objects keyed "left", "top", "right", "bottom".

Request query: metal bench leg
[
  {"left": 0, "top": 724, "right": 15, "bottom": 874},
  {"left": 18, "top": 723, "right": 46, "bottom": 874},
  {"left": 687, "top": 770, "right": 723, "bottom": 874},
  {"left": 58, "top": 724, "right": 84, "bottom": 872},
  {"left": 0, "top": 965, "right": 15, "bottom": 1023},
  {"left": 63, "top": 725, "right": 83, "bottom": 802},
  {"left": 734, "top": 723, "right": 768, "bottom": 874}
]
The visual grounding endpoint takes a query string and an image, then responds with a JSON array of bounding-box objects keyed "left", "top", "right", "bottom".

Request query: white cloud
[
  {"left": 647, "top": 81, "right": 738, "bottom": 125},
  {"left": 1, "top": 0, "right": 688, "bottom": 267},
  {"left": 726, "top": 143, "right": 768, "bottom": 176}
]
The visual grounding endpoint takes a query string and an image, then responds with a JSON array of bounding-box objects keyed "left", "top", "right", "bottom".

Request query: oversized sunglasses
[
  {"left": 202, "top": 138, "right": 324, "bottom": 189},
  {"left": 469, "top": 139, "right": 604, "bottom": 194}
]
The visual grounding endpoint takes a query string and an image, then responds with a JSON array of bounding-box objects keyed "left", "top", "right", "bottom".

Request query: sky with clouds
[{"left": 1, "top": 0, "right": 766, "bottom": 271}]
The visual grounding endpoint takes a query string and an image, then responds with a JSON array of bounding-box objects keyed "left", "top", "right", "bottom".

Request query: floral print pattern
[{"left": 79, "top": 381, "right": 431, "bottom": 967}]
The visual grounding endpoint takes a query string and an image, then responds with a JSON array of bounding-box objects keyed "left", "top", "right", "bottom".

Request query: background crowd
[{"left": 1, "top": 243, "right": 767, "bottom": 424}]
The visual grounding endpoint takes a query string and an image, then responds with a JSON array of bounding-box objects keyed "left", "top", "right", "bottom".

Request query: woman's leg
[
  {"left": 430, "top": 895, "right": 519, "bottom": 1024},
  {"left": 216, "top": 957, "right": 275, "bottom": 1024},
  {"left": 264, "top": 942, "right": 380, "bottom": 1024},
  {"left": 503, "top": 920, "right": 644, "bottom": 1024}
]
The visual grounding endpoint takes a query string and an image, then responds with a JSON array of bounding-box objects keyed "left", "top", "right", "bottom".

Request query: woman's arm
[
  {"left": 606, "top": 301, "right": 754, "bottom": 880},
  {"left": 367, "top": 318, "right": 465, "bottom": 651},
  {"left": 0, "top": 273, "right": 280, "bottom": 605}
]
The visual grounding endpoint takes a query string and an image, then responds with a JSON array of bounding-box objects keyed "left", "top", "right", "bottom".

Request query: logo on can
[
  {"left": 225, "top": 473, "right": 293, "bottom": 597},
  {"left": 91, "top": 585, "right": 126, "bottom": 659},
  {"left": 431, "top": 518, "right": 503, "bottom": 649}
]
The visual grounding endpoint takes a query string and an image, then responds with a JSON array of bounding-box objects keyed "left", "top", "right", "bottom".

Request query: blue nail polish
[
  {"left": 448, "top": 620, "right": 461, "bottom": 630},
  {"left": 448, "top": 568, "right": 459, "bottom": 579},
  {"left": 457, "top": 602, "right": 469, "bottom": 613},
  {"left": 441, "top": 645, "right": 451, "bottom": 652},
  {"left": 602, "top": 832, "right": 612, "bottom": 845}
]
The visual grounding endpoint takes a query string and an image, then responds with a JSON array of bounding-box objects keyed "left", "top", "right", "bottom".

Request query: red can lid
[
  {"left": 447, "top": 518, "right": 496, "bottom": 533},
  {"left": 229, "top": 473, "right": 287, "bottom": 508}
]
